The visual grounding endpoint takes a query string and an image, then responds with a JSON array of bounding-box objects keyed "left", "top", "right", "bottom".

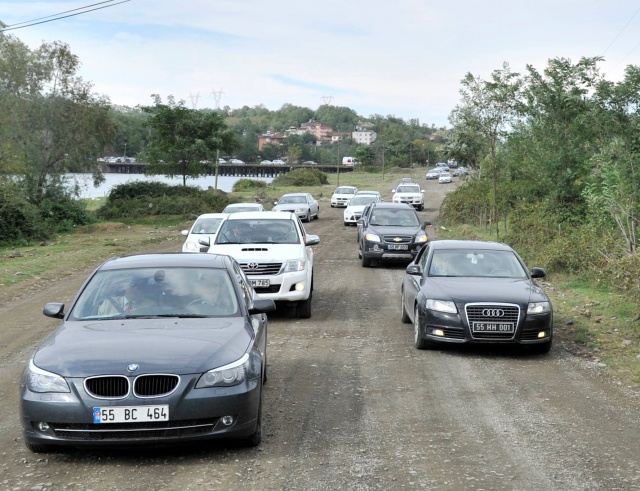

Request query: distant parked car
[
  {"left": 181, "top": 212, "right": 229, "bottom": 252},
  {"left": 302, "top": 161, "right": 318, "bottom": 166},
  {"left": 229, "top": 159, "right": 245, "bottom": 164},
  {"left": 272, "top": 159, "right": 286, "bottom": 166},
  {"left": 223, "top": 203, "right": 265, "bottom": 214},
  {"left": 260, "top": 160, "right": 272, "bottom": 165}
]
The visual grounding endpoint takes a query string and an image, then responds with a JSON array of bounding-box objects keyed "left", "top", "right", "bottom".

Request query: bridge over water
[{"left": 104, "top": 163, "right": 353, "bottom": 177}]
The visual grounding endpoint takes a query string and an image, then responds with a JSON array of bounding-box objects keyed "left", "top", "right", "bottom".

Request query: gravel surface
[{"left": 1, "top": 178, "right": 639, "bottom": 490}]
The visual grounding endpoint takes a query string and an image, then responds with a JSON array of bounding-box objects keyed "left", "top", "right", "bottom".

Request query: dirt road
[{"left": 1, "top": 179, "right": 639, "bottom": 490}]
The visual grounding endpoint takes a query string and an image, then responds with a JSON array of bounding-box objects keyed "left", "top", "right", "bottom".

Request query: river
[{"left": 65, "top": 173, "right": 273, "bottom": 199}]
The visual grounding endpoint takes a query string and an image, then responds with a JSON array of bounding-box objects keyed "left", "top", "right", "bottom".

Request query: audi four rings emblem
[
  {"left": 247, "top": 262, "right": 259, "bottom": 269},
  {"left": 483, "top": 309, "right": 505, "bottom": 317}
]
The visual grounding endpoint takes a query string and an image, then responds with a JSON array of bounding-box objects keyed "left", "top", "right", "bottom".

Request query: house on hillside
[{"left": 258, "top": 131, "right": 286, "bottom": 151}]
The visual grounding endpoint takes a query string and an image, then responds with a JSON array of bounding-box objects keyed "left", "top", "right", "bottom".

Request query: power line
[
  {"left": 600, "top": 4, "right": 640, "bottom": 57},
  {"left": 1, "top": 0, "right": 131, "bottom": 32}
]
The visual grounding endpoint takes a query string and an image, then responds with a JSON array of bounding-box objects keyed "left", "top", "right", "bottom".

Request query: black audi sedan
[
  {"left": 401, "top": 240, "right": 553, "bottom": 353},
  {"left": 20, "top": 253, "right": 276, "bottom": 453}
]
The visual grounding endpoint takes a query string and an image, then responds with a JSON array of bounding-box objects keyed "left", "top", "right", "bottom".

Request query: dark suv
[{"left": 357, "top": 202, "right": 430, "bottom": 267}]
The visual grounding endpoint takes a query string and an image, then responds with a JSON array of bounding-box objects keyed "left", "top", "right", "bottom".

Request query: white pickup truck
[
  {"left": 391, "top": 183, "right": 425, "bottom": 211},
  {"left": 201, "top": 211, "right": 320, "bottom": 318}
]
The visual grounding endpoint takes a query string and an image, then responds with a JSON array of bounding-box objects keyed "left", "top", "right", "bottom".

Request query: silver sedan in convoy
[
  {"left": 272, "top": 192, "right": 319, "bottom": 222},
  {"left": 401, "top": 240, "right": 553, "bottom": 353},
  {"left": 20, "top": 253, "right": 276, "bottom": 452}
]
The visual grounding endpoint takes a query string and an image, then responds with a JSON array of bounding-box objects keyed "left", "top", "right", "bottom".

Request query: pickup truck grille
[{"left": 240, "top": 262, "right": 283, "bottom": 275}]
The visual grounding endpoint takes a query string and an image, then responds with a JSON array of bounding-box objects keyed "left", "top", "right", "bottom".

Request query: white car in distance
[
  {"left": 439, "top": 172, "right": 452, "bottom": 184},
  {"left": 330, "top": 185, "right": 358, "bottom": 208},
  {"left": 180, "top": 213, "right": 229, "bottom": 252},
  {"left": 222, "top": 202, "right": 265, "bottom": 214},
  {"left": 392, "top": 184, "right": 425, "bottom": 211},
  {"left": 343, "top": 194, "right": 382, "bottom": 226},
  {"left": 202, "top": 211, "right": 320, "bottom": 318}
]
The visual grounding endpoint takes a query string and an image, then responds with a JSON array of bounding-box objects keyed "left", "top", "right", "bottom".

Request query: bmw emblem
[{"left": 127, "top": 364, "right": 140, "bottom": 372}]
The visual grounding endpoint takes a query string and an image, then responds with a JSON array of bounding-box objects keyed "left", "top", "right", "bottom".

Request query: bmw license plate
[
  {"left": 250, "top": 279, "right": 270, "bottom": 287},
  {"left": 472, "top": 322, "right": 514, "bottom": 333},
  {"left": 388, "top": 244, "right": 408, "bottom": 250},
  {"left": 93, "top": 405, "right": 169, "bottom": 423}
]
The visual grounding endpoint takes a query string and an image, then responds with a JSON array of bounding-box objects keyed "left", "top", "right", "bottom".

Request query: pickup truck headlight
[
  {"left": 183, "top": 241, "right": 199, "bottom": 252},
  {"left": 527, "top": 301, "right": 551, "bottom": 314},
  {"left": 284, "top": 259, "right": 306, "bottom": 272},
  {"left": 25, "top": 360, "right": 70, "bottom": 393},
  {"left": 425, "top": 299, "right": 457, "bottom": 314},
  {"left": 364, "top": 233, "right": 381, "bottom": 242},
  {"left": 415, "top": 233, "right": 428, "bottom": 243}
]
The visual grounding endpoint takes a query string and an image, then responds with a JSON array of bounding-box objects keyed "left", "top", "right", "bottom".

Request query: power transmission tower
[
  {"left": 189, "top": 92, "right": 200, "bottom": 109},
  {"left": 212, "top": 87, "right": 224, "bottom": 109},
  {"left": 322, "top": 95, "right": 334, "bottom": 105}
]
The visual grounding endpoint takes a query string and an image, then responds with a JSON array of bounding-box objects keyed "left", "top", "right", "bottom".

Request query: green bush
[
  {"left": 97, "top": 182, "right": 233, "bottom": 220},
  {"left": 0, "top": 181, "right": 49, "bottom": 244},
  {"left": 232, "top": 179, "right": 267, "bottom": 192},
  {"left": 271, "top": 168, "right": 329, "bottom": 187}
]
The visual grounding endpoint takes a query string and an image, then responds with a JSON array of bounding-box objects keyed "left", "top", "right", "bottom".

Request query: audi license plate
[
  {"left": 93, "top": 405, "right": 169, "bottom": 424},
  {"left": 472, "top": 322, "right": 514, "bottom": 333},
  {"left": 250, "top": 279, "right": 270, "bottom": 287},
  {"left": 388, "top": 244, "right": 408, "bottom": 250}
]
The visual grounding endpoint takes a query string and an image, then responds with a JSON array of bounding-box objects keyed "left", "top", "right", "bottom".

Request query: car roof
[
  {"left": 357, "top": 190, "right": 380, "bottom": 194},
  {"left": 99, "top": 252, "right": 233, "bottom": 271},
  {"left": 280, "top": 192, "right": 310, "bottom": 197},
  {"left": 334, "top": 186, "right": 357, "bottom": 190},
  {"left": 224, "top": 211, "right": 296, "bottom": 220},
  {"left": 193, "top": 213, "right": 229, "bottom": 219},
  {"left": 370, "top": 202, "right": 415, "bottom": 210},
  {"left": 429, "top": 240, "right": 513, "bottom": 251},
  {"left": 225, "top": 202, "right": 262, "bottom": 208}
]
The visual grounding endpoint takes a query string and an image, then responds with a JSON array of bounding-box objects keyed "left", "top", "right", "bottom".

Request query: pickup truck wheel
[{"left": 296, "top": 294, "right": 312, "bottom": 318}]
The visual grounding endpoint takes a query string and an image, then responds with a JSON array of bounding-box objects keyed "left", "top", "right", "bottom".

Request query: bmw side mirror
[
  {"left": 423, "top": 221, "right": 432, "bottom": 228},
  {"left": 43, "top": 302, "right": 65, "bottom": 319},
  {"left": 531, "top": 267, "right": 546, "bottom": 278}
]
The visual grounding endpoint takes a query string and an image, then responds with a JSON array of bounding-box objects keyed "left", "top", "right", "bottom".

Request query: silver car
[
  {"left": 20, "top": 253, "right": 275, "bottom": 452},
  {"left": 272, "top": 192, "right": 319, "bottom": 222}
]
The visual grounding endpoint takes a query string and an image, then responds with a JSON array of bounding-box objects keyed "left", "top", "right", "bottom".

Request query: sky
[{"left": 2, "top": 1, "right": 640, "bottom": 128}]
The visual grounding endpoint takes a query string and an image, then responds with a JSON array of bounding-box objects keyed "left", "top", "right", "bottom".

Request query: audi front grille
[{"left": 465, "top": 303, "right": 520, "bottom": 340}]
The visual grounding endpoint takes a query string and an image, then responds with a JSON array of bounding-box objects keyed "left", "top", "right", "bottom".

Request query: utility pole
[
  {"left": 336, "top": 144, "right": 340, "bottom": 187},
  {"left": 214, "top": 148, "right": 220, "bottom": 191},
  {"left": 189, "top": 92, "right": 200, "bottom": 109},
  {"left": 212, "top": 88, "right": 224, "bottom": 109}
]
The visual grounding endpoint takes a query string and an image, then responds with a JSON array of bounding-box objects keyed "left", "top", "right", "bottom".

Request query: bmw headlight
[
  {"left": 415, "top": 233, "right": 428, "bottom": 243},
  {"left": 364, "top": 233, "right": 381, "bottom": 242},
  {"left": 196, "top": 354, "right": 250, "bottom": 388},
  {"left": 183, "top": 241, "right": 199, "bottom": 252},
  {"left": 284, "top": 259, "right": 305, "bottom": 272},
  {"left": 25, "top": 360, "right": 70, "bottom": 393},
  {"left": 425, "top": 298, "right": 457, "bottom": 314},
  {"left": 528, "top": 301, "right": 551, "bottom": 314}
]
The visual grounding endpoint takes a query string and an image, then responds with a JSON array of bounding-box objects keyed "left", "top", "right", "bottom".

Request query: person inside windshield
[{"left": 98, "top": 276, "right": 156, "bottom": 315}]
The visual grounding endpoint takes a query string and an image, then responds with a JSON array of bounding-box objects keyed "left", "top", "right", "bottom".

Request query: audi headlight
[
  {"left": 196, "top": 354, "right": 250, "bottom": 388},
  {"left": 183, "top": 241, "right": 199, "bottom": 252},
  {"left": 415, "top": 233, "right": 428, "bottom": 243},
  {"left": 528, "top": 301, "right": 551, "bottom": 314},
  {"left": 284, "top": 259, "right": 305, "bottom": 272},
  {"left": 25, "top": 360, "right": 70, "bottom": 393},
  {"left": 425, "top": 298, "right": 457, "bottom": 314},
  {"left": 364, "top": 233, "right": 381, "bottom": 242},
  {"left": 295, "top": 208, "right": 305, "bottom": 213}
]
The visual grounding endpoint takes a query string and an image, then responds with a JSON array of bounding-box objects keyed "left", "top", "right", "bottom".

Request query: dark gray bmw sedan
[
  {"left": 20, "top": 253, "right": 275, "bottom": 453},
  {"left": 401, "top": 240, "right": 553, "bottom": 354}
]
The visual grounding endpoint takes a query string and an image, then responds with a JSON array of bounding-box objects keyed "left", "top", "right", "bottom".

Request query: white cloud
[{"left": 2, "top": 0, "right": 640, "bottom": 126}]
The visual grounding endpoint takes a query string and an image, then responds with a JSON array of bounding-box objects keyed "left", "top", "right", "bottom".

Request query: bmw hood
[
  {"left": 32, "top": 318, "right": 252, "bottom": 377},
  {"left": 429, "top": 277, "right": 548, "bottom": 305}
]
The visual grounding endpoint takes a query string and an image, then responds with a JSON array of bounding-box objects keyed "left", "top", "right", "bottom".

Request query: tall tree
[
  {"left": 141, "top": 96, "right": 238, "bottom": 185},
  {"left": 449, "top": 62, "right": 523, "bottom": 237},
  {"left": 0, "top": 34, "right": 117, "bottom": 201}
]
